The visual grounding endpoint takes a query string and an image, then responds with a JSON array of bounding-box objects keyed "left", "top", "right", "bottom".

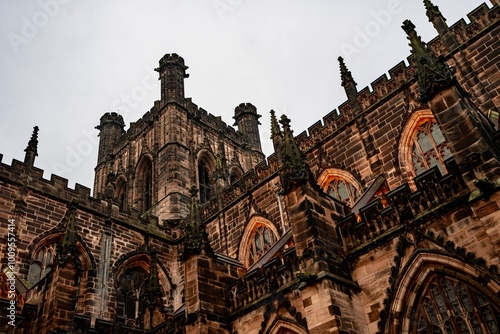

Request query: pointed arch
[
  {"left": 267, "top": 319, "right": 308, "bottom": 334},
  {"left": 239, "top": 216, "right": 280, "bottom": 268},
  {"left": 26, "top": 231, "right": 96, "bottom": 287},
  {"left": 115, "top": 174, "right": 128, "bottom": 210},
  {"left": 229, "top": 165, "right": 244, "bottom": 184},
  {"left": 398, "top": 109, "right": 453, "bottom": 184},
  {"left": 197, "top": 149, "right": 216, "bottom": 203},
  {"left": 25, "top": 231, "right": 96, "bottom": 316},
  {"left": 134, "top": 154, "right": 154, "bottom": 211},
  {"left": 385, "top": 251, "right": 500, "bottom": 334},
  {"left": 114, "top": 253, "right": 174, "bottom": 326},
  {"left": 317, "top": 168, "right": 362, "bottom": 206}
]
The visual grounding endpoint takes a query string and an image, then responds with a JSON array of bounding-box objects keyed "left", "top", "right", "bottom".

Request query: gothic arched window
[
  {"left": 411, "top": 274, "right": 499, "bottom": 334},
  {"left": 136, "top": 157, "right": 153, "bottom": 212},
  {"left": 248, "top": 225, "right": 277, "bottom": 266},
  {"left": 115, "top": 176, "right": 127, "bottom": 210},
  {"left": 326, "top": 179, "right": 361, "bottom": 206},
  {"left": 28, "top": 245, "right": 55, "bottom": 285},
  {"left": 229, "top": 166, "right": 243, "bottom": 185},
  {"left": 117, "top": 267, "right": 147, "bottom": 325},
  {"left": 198, "top": 163, "right": 211, "bottom": 203},
  {"left": 411, "top": 119, "right": 453, "bottom": 176},
  {"left": 239, "top": 219, "right": 280, "bottom": 268},
  {"left": 197, "top": 154, "right": 215, "bottom": 204},
  {"left": 317, "top": 169, "right": 362, "bottom": 207}
]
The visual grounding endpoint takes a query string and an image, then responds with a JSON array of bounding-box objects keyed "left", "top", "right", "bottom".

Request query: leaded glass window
[
  {"left": 248, "top": 225, "right": 277, "bottom": 266},
  {"left": 411, "top": 120, "right": 453, "bottom": 176},
  {"left": 28, "top": 245, "right": 55, "bottom": 285},
  {"left": 412, "top": 274, "right": 500, "bottom": 333},
  {"left": 326, "top": 179, "right": 361, "bottom": 206}
]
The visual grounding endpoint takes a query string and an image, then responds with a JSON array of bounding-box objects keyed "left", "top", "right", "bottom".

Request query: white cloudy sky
[{"left": 0, "top": 0, "right": 489, "bottom": 192}]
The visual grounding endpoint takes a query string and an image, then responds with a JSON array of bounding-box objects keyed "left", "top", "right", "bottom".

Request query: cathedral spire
[
  {"left": 24, "top": 126, "right": 39, "bottom": 167},
  {"left": 279, "top": 115, "right": 309, "bottom": 195},
  {"left": 402, "top": 20, "right": 454, "bottom": 102}
]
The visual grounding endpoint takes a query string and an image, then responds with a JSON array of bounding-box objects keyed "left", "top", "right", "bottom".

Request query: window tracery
[
  {"left": 28, "top": 245, "right": 55, "bottom": 285},
  {"left": 317, "top": 168, "right": 363, "bottom": 207},
  {"left": 326, "top": 178, "right": 361, "bottom": 206},
  {"left": 412, "top": 274, "right": 499, "bottom": 333},
  {"left": 411, "top": 119, "right": 452, "bottom": 176},
  {"left": 117, "top": 267, "right": 147, "bottom": 325},
  {"left": 248, "top": 225, "right": 277, "bottom": 266}
]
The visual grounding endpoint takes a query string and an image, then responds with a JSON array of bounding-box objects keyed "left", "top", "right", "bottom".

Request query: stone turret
[
  {"left": 95, "top": 112, "right": 125, "bottom": 165},
  {"left": 155, "top": 53, "right": 189, "bottom": 103},
  {"left": 233, "top": 103, "right": 262, "bottom": 152}
]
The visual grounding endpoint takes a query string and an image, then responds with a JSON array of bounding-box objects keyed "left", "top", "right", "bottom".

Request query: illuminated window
[
  {"left": 411, "top": 120, "right": 452, "bottom": 176},
  {"left": 28, "top": 245, "right": 55, "bottom": 285},
  {"left": 412, "top": 274, "right": 499, "bottom": 333}
]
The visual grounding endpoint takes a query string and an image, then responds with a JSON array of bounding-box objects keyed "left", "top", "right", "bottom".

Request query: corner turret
[
  {"left": 233, "top": 102, "right": 262, "bottom": 152},
  {"left": 155, "top": 53, "right": 189, "bottom": 103},
  {"left": 95, "top": 112, "right": 125, "bottom": 166}
]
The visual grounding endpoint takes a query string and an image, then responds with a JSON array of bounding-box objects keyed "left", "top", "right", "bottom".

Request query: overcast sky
[{"left": 0, "top": 0, "right": 489, "bottom": 193}]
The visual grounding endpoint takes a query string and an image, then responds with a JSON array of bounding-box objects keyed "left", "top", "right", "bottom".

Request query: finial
[
  {"left": 270, "top": 110, "right": 282, "bottom": 138},
  {"left": 24, "top": 126, "right": 39, "bottom": 166},
  {"left": 402, "top": 20, "right": 454, "bottom": 101},
  {"left": 57, "top": 199, "right": 79, "bottom": 265},
  {"left": 143, "top": 249, "right": 163, "bottom": 311},
  {"left": 180, "top": 186, "right": 213, "bottom": 260},
  {"left": 423, "top": 0, "right": 443, "bottom": 21},
  {"left": 338, "top": 56, "right": 356, "bottom": 87},
  {"left": 279, "top": 115, "right": 309, "bottom": 194}
]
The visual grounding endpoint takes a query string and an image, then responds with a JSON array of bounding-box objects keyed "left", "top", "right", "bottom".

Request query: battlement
[
  {"left": 0, "top": 156, "right": 95, "bottom": 206},
  {"left": 293, "top": 2, "right": 498, "bottom": 154},
  {"left": 156, "top": 53, "right": 189, "bottom": 74},
  {"left": 0, "top": 155, "right": 169, "bottom": 236},
  {"left": 96, "top": 112, "right": 125, "bottom": 129},
  {"left": 234, "top": 102, "right": 258, "bottom": 119}
]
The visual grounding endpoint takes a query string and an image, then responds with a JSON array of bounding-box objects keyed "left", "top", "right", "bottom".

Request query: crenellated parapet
[
  {"left": 201, "top": 153, "right": 280, "bottom": 221},
  {"left": 228, "top": 247, "right": 300, "bottom": 315},
  {"left": 0, "top": 156, "right": 180, "bottom": 240},
  {"left": 292, "top": 3, "right": 498, "bottom": 155},
  {"left": 338, "top": 158, "right": 468, "bottom": 258}
]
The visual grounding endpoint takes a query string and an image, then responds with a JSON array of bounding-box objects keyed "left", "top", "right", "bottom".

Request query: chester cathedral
[{"left": 1, "top": 1, "right": 500, "bottom": 333}]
